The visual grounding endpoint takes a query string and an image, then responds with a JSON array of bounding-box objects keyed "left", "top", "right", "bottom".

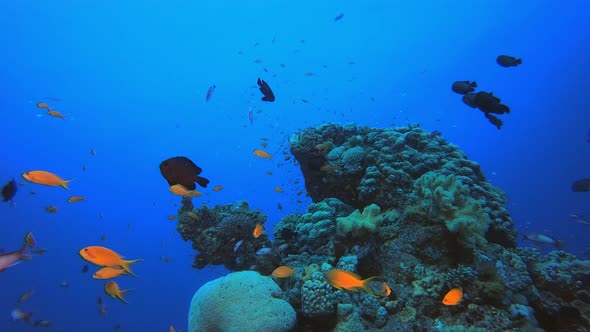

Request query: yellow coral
[
  {"left": 336, "top": 203, "right": 383, "bottom": 238},
  {"left": 398, "top": 305, "right": 417, "bottom": 323},
  {"left": 415, "top": 172, "right": 490, "bottom": 248}
]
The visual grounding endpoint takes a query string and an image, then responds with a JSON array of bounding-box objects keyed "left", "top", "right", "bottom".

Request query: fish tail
[
  {"left": 118, "top": 289, "right": 133, "bottom": 304},
  {"left": 122, "top": 268, "right": 138, "bottom": 277},
  {"left": 121, "top": 259, "right": 142, "bottom": 276},
  {"left": 61, "top": 179, "right": 72, "bottom": 190},
  {"left": 24, "top": 232, "right": 36, "bottom": 248},
  {"left": 362, "top": 276, "right": 383, "bottom": 297}
]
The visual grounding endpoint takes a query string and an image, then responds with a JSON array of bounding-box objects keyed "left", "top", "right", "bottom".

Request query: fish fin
[
  {"left": 195, "top": 176, "right": 210, "bottom": 188},
  {"left": 121, "top": 259, "right": 142, "bottom": 276},
  {"left": 61, "top": 179, "right": 72, "bottom": 190},
  {"left": 118, "top": 289, "right": 133, "bottom": 303},
  {"left": 516, "top": 58, "right": 522, "bottom": 65},
  {"left": 8, "top": 259, "right": 24, "bottom": 268},
  {"left": 471, "top": 81, "right": 477, "bottom": 88},
  {"left": 362, "top": 276, "right": 386, "bottom": 298},
  {"left": 24, "top": 232, "right": 36, "bottom": 248},
  {"left": 122, "top": 269, "right": 137, "bottom": 277}
]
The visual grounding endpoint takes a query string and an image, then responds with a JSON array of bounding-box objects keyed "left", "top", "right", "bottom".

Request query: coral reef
[
  {"left": 176, "top": 200, "right": 277, "bottom": 272},
  {"left": 178, "top": 123, "right": 590, "bottom": 332}
]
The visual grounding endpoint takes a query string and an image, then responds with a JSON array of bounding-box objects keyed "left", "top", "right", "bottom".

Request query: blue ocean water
[{"left": 1, "top": 1, "right": 589, "bottom": 331}]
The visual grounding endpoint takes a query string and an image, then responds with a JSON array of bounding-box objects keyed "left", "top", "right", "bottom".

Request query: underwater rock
[{"left": 188, "top": 271, "right": 296, "bottom": 332}]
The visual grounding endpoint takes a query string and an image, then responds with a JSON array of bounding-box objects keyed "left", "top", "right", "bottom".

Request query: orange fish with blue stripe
[{"left": 324, "top": 269, "right": 391, "bottom": 298}]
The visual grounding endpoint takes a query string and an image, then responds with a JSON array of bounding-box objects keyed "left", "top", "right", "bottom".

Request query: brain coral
[{"left": 188, "top": 271, "right": 296, "bottom": 332}]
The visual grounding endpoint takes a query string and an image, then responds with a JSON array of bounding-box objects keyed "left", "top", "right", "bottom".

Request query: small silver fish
[
  {"left": 256, "top": 248, "right": 272, "bottom": 256},
  {"left": 570, "top": 214, "right": 590, "bottom": 225},
  {"left": 522, "top": 233, "right": 564, "bottom": 249},
  {"left": 233, "top": 240, "right": 243, "bottom": 253},
  {"left": 275, "top": 243, "right": 289, "bottom": 252}
]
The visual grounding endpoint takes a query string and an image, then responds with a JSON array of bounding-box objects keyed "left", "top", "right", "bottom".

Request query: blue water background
[{"left": 1, "top": 1, "right": 589, "bottom": 331}]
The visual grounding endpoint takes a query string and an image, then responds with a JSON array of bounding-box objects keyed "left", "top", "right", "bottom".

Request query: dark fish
[
  {"left": 205, "top": 84, "right": 216, "bottom": 102},
  {"left": 160, "top": 157, "right": 210, "bottom": 190},
  {"left": 81, "top": 264, "right": 89, "bottom": 273},
  {"left": 2, "top": 178, "right": 17, "bottom": 202},
  {"left": 462, "top": 93, "right": 478, "bottom": 108},
  {"left": 334, "top": 13, "right": 344, "bottom": 21},
  {"left": 463, "top": 92, "right": 510, "bottom": 129},
  {"left": 257, "top": 78, "right": 275, "bottom": 102},
  {"left": 474, "top": 92, "right": 510, "bottom": 114},
  {"left": 496, "top": 55, "right": 522, "bottom": 67},
  {"left": 451, "top": 81, "right": 477, "bottom": 94},
  {"left": 572, "top": 178, "right": 590, "bottom": 192}
]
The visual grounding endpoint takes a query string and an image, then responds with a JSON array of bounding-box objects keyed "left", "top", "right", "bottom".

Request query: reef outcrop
[{"left": 178, "top": 123, "right": 590, "bottom": 332}]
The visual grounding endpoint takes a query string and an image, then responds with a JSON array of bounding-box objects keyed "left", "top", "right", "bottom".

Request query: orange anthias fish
[
  {"left": 17, "top": 290, "right": 34, "bottom": 303},
  {"left": 0, "top": 232, "right": 36, "bottom": 272},
  {"left": 442, "top": 287, "right": 463, "bottom": 305},
  {"left": 45, "top": 206, "right": 58, "bottom": 213},
  {"left": 253, "top": 223, "right": 264, "bottom": 238},
  {"left": 104, "top": 281, "right": 132, "bottom": 304},
  {"left": 274, "top": 186, "right": 284, "bottom": 193},
  {"left": 93, "top": 266, "right": 130, "bottom": 280},
  {"left": 212, "top": 185, "right": 223, "bottom": 192},
  {"left": 324, "top": 269, "right": 391, "bottom": 298},
  {"left": 79, "top": 246, "right": 141, "bottom": 276},
  {"left": 36, "top": 102, "right": 50, "bottom": 109},
  {"left": 272, "top": 266, "right": 295, "bottom": 278},
  {"left": 67, "top": 196, "right": 86, "bottom": 203},
  {"left": 169, "top": 184, "right": 202, "bottom": 197},
  {"left": 47, "top": 110, "right": 65, "bottom": 119},
  {"left": 22, "top": 170, "right": 71, "bottom": 189},
  {"left": 253, "top": 149, "right": 272, "bottom": 159}
]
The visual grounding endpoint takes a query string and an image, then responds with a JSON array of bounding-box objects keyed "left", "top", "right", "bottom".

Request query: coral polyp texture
[{"left": 180, "top": 123, "right": 590, "bottom": 331}]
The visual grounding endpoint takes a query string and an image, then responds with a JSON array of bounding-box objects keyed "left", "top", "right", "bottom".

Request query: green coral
[
  {"left": 414, "top": 172, "right": 490, "bottom": 248},
  {"left": 336, "top": 203, "right": 383, "bottom": 238},
  {"left": 398, "top": 305, "right": 417, "bottom": 323}
]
